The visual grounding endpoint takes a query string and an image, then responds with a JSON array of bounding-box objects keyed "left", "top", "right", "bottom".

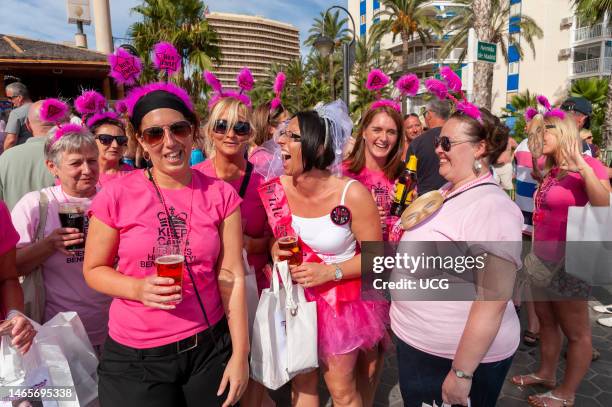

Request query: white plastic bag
[
  {"left": 0, "top": 312, "right": 99, "bottom": 407},
  {"left": 566, "top": 196, "right": 612, "bottom": 285},
  {"left": 242, "top": 249, "right": 260, "bottom": 340},
  {"left": 250, "top": 261, "right": 318, "bottom": 390}
]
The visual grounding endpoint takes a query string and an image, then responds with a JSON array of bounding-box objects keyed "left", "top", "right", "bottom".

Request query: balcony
[
  {"left": 573, "top": 23, "right": 612, "bottom": 43},
  {"left": 572, "top": 57, "right": 612, "bottom": 76},
  {"left": 405, "top": 47, "right": 464, "bottom": 68}
]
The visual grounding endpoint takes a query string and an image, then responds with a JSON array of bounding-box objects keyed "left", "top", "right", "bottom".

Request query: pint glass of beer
[
  {"left": 154, "top": 243, "right": 184, "bottom": 304},
  {"left": 278, "top": 235, "right": 302, "bottom": 266},
  {"left": 58, "top": 202, "right": 85, "bottom": 250}
]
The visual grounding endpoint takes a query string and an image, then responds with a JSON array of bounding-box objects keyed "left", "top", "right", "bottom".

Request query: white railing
[
  {"left": 604, "top": 57, "right": 612, "bottom": 73},
  {"left": 406, "top": 47, "right": 463, "bottom": 67},
  {"left": 573, "top": 58, "right": 601, "bottom": 74},
  {"left": 574, "top": 23, "right": 603, "bottom": 42}
]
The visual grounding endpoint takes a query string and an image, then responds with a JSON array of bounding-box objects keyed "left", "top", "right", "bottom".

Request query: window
[{"left": 574, "top": 45, "right": 601, "bottom": 61}]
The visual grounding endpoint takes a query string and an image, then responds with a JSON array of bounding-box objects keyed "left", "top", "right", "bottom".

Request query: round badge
[{"left": 330, "top": 205, "right": 351, "bottom": 226}]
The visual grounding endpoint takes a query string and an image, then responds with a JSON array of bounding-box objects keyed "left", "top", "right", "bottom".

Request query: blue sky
[{"left": 1, "top": 0, "right": 331, "bottom": 55}]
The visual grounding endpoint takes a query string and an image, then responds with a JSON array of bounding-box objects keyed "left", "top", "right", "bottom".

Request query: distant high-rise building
[{"left": 206, "top": 12, "right": 300, "bottom": 90}]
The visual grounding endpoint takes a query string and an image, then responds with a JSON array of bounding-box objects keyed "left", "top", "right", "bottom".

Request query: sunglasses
[
  {"left": 96, "top": 134, "right": 128, "bottom": 146},
  {"left": 434, "top": 135, "right": 472, "bottom": 152},
  {"left": 213, "top": 120, "right": 251, "bottom": 136},
  {"left": 279, "top": 129, "right": 301, "bottom": 141},
  {"left": 141, "top": 120, "right": 192, "bottom": 146}
]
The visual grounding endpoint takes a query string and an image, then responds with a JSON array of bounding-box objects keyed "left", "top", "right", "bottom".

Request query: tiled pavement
[{"left": 271, "top": 286, "right": 612, "bottom": 406}]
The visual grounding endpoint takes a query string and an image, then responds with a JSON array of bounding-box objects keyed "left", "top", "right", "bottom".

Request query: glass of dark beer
[
  {"left": 153, "top": 243, "right": 184, "bottom": 305},
  {"left": 58, "top": 202, "right": 85, "bottom": 250},
  {"left": 278, "top": 235, "right": 302, "bottom": 266}
]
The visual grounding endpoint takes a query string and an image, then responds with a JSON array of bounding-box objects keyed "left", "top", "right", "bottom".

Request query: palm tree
[
  {"left": 501, "top": 90, "right": 538, "bottom": 141},
  {"left": 369, "top": 0, "right": 442, "bottom": 75},
  {"left": 304, "top": 10, "right": 351, "bottom": 100},
  {"left": 572, "top": 0, "right": 612, "bottom": 154},
  {"left": 440, "top": 0, "right": 543, "bottom": 109},
  {"left": 305, "top": 52, "right": 342, "bottom": 103},
  {"left": 129, "top": 0, "right": 221, "bottom": 107}
]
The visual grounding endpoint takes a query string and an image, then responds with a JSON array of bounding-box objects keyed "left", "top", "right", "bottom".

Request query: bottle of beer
[{"left": 389, "top": 155, "right": 418, "bottom": 217}]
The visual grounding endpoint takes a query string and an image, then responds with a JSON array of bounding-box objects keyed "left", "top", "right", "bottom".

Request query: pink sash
[{"left": 258, "top": 177, "right": 361, "bottom": 312}]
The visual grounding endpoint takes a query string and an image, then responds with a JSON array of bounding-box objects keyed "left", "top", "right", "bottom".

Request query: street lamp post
[{"left": 313, "top": 5, "right": 356, "bottom": 108}]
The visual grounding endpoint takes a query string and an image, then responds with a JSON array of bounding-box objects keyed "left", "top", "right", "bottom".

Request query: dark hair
[
  {"left": 296, "top": 110, "right": 335, "bottom": 172},
  {"left": 89, "top": 117, "right": 125, "bottom": 134},
  {"left": 403, "top": 113, "right": 419, "bottom": 120},
  {"left": 252, "top": 101, "right": 286, "bottom": 146},
  {"left": 449, "top": 108, "right": 509, "bottom": 165},
  {"left": 426, "top": 99, "right": 452, "bottom": 120},
  {"left": 346, "top": 105, "right": 404, "bottom": 180}
]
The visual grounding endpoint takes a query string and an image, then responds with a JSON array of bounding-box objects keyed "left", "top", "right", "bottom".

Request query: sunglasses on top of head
[
  {"left": 140, "top": 120, "right": 192, "bottom": 146},
  {"left": 434, "top": 135, "right": 472, "bottom": 152},
  {"left": 96, "top": 134, "right": 128, "bottom": 146},
  {"left": 213, "top": 120, "right": 251, "bottom": 136}
]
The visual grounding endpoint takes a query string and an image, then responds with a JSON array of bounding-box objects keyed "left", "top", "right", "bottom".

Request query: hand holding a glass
[
  {"left": 136, "top": 243, "right": 184, "bottom": 310},
  {"left": 271, "top": 234, "right": 302, "bottom": 266}
]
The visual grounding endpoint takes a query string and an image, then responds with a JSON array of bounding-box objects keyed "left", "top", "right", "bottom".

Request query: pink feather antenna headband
[
  {"left": 270, "top": 71, "right": 286, "bottom": 111},
  {"left": 366, "top": 69, "right": 419, "bottom": 112},
  {"left": 426, "top": 66, "right": 482, "bottom": 123},
  {"left": 40, "top": 98, "right": 88, "bottom": 144},
  {"left": 524, "top": 95, "right": 566, "bottom": 121},
  {"left": 204, "top": 68, "right": 254, "bottom": 109}
]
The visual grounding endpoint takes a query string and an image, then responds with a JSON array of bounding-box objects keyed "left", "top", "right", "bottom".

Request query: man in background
[{"left": 3, "top": 82, "right": 33, "bottom": 150}]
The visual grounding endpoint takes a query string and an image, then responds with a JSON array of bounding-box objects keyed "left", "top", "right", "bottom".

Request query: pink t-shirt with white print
[
  {"left": 391, "top": 174, "right": 523, "bottom": 363},
  {"left": 11, "top": 186, "right": 111, "bottom": 346},
  {"left": 89, "top": 169, "right": 241, "bottom": 349}
]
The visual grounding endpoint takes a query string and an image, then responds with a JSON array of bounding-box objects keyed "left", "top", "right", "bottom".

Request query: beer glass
[
  {"left": 153, "top": 243, "right": 184, "bottom": 304},
  {"left": 278, "top": 234, "right": 302, "bottom": 266},
  {"left": 58, "top": 202, "right": 85, "bottom": 250}
]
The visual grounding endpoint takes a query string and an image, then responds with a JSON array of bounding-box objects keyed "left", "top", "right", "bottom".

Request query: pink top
[
  {"left": 342, "top": 162, "right": 396, "bottom": 240},
  {"left": 194, "top": 160, "right": 271, "bottom": 290},
  {"left": 390, "top": 174, "right": 523, "bottom": 363},
  {"left": 11, "top": 186, "right": 111, "bottom": 345},
  {"left": 533, "top": 156, "right": 608, "bottom": 262},
  {"left": 0, "top": 200, "right": 18, "bottom": 256},
  {"left": 89, "top": 170, "right": 241, "bottom": 348},
  {"left": 98, "top": 163, "right": 135, "bottom": 187}
]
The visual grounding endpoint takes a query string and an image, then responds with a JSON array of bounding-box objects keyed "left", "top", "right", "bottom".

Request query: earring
[
  {"left": 473, "top": 159, "right": 483, "bottom": 175},
  {"left": 143, "top": 150, "right": 150, "bottom": 161}
]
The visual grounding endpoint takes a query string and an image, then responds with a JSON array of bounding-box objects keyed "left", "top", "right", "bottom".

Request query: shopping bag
[
  {"left": 250, "top": 261, "right": 318, "bottom": 390},
  {"left": 0, "top": 312, "right": 99, "bottom": 407},
  {"left": 242, "top": 249, "right": 260, "bottom": 340},
  {"left": 566, "top": 196, "right": 612, "bottom": 285}
]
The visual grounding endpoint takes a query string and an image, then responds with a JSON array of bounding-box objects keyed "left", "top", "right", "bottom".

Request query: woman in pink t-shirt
[
  {"left": 84, "top": 82, "right": 249, "bottom": 407},
  {"left": 12, "top": 124, "right": 110, "bottom": 348},
  {"left": 391, "top": 108, "right": 523, "bottom": 407},
  {"left": 343, "top": 104, "right": 405, "bottom": 241},
  {"left": 511, "top": 116, "right": 610, "bottom": 407},
  {"left": 0, "top": 200, "right": 35, "bottom": 355}
]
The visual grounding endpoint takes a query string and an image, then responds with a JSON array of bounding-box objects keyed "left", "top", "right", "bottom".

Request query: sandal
[
  {"left": 592, "top": 304, "right": 612, "bottom": 313},
  {"left": 523, "top": 329, "right": 540, "bottom": 347},
  {"left": 597, "top": 316, "right": 612, "bottom": 327},
  {"left": 510, "top": 373, "right": 555, "bottom": 389},
  {"left": 528, "top": 390, "right": 575, "bottom": 406}
]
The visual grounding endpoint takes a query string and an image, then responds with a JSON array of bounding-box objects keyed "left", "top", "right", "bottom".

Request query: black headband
[{"left": 131, "top": 90, "right": 195, "bottom": 130}]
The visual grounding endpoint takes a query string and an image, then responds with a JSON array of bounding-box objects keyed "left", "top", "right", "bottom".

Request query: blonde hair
[
  {"left": 542, "top": 115, "right": 580, "bottom": 177},
  {"left": 204, "top": 98, "right": 252, "bottom": 156}
]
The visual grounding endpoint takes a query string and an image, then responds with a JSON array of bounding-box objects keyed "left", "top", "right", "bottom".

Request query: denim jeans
[{"left": 396, "top": 338, "right": 513, "bottom": 407}]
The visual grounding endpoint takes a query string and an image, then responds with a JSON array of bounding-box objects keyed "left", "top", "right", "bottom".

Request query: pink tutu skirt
[{"left": 316, "top": 296, "right": 390, "bottom": 361}]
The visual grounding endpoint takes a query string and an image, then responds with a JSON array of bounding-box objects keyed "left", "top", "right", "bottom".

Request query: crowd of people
[{"left": 1, "top": 57, "right": 611, "bottom": 407}]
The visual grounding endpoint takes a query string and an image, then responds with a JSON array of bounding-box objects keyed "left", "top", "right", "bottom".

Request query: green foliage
[
  {"left": 571, "top": 77, "right": 610, "bottom": 146},
  {"left": 501, "top": 91, "right": 537, "bottom": 141},
  {"left": 572, "top": 0, "right": 612, "bottom": 24},
  {"left": 128, "top": 0, "right": 221, "bottom": 112}
]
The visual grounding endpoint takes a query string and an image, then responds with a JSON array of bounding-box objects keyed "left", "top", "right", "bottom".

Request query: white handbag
[
  {"left": 565, "top": 193, "right": 612, "bottom": 285},
  {"left": 249, "top": 261, "right": 318, "bottom": 390}
]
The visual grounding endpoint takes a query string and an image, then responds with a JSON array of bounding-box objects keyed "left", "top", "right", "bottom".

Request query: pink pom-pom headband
[
  {"left": 270, "top": 72, "right": 286, "bottom": 112},
  {"left": 426, "top": 66, "right": 482, "bottom": 123},
  {"left": 524, "top": 95, "right": 566, "bottom": 121},
  {"left": 204, "top": 68, "right": 253, "bottom": 110},
  {"left": 108, "top": 47, "right": 142, "bottom": 86},
  {"left": 365, "top": 69, "right": 420, "bottom": 113},
  {"left": 51, "top": 123, "right": 89, "bottom": 145},
  {"left": 152, "top": 41, "right": 182, "bottom": 77},
  {"left": 39, "top": 99, "right": 87, "bottom": 145}
]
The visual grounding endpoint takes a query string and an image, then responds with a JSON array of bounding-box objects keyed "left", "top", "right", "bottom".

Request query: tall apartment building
[
  {"left": 206, "top": 12, "right": 300, "bottom": 90},
  {"left": 348, "top": 0, "right": 468, "bottom": 112},
  {"left": 491, "top": 0, "right": 611, "bottom": 114}
]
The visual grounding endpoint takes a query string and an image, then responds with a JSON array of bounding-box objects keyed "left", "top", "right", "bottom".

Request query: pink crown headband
[
  {"left": 366, "top": 69, "right": 419, "bottom": 112},
  {"left": 524, "top": 95, "right": 566, "bottom": 121},
  {"left": 426, "top": 66, "right": 482, "bottom": 123},
  {"left": 40, "top": 99, "right": 86, "bottom": 144},
  {"left": 204, "top": 68, "right": 253, "bottom": 109}
]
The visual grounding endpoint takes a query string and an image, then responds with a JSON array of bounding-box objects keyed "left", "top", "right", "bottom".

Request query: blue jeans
[{"left": 396, "top": 338, "right": 513, "bottom": 407}]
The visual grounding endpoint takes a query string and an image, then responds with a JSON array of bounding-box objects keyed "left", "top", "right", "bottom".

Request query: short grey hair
[
  {"left": 44, "top": 127, "right": 98, "bottom": 166},
  {"left": 6, "top": 82, "right": 29, "bottom": 99},
  {"left": 426, "top": 99, "right": 452, "bottom": 120}
]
